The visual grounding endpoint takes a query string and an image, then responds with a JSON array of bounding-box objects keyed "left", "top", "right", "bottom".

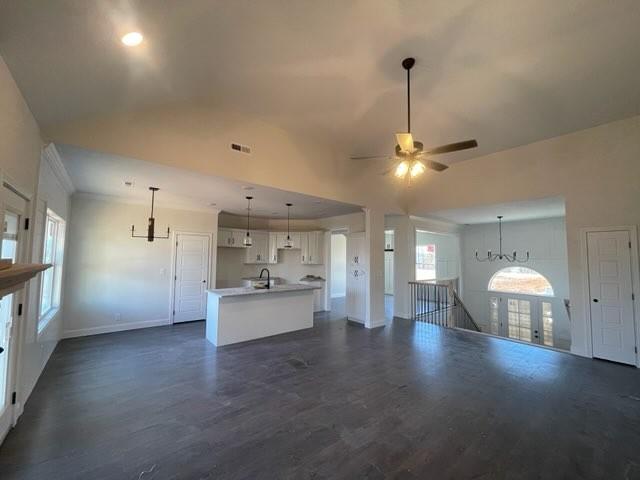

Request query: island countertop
[{"left": 208, "top": 283, "right": 319, "bottom": 298}]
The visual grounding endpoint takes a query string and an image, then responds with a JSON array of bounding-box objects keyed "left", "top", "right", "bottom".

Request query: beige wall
[
  {"left": 407, "top": 115, "right": 640, "bottom": 356},
  {"left": 63, "top": 195, "right": 219, "bottom": 337},
  {"left": 0, "top": 56, "right": 41, "bottom": 196}
]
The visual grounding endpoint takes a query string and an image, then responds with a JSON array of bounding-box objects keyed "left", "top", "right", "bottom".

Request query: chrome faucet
[{"left": 259, "top": 268, "right": 271, "bottom": 289}]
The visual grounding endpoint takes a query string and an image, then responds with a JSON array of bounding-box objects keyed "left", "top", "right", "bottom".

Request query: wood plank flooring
[{"left": 1, "top": 306, "right": 639, "bottom": 479}]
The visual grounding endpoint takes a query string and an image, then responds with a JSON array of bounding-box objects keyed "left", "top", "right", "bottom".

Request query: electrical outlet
[
  {"left": 160, "top": 268, "right": 166, "bottom": 278},
  {"left": 115, "top": 313, "right": 122, "bottom": 322}
]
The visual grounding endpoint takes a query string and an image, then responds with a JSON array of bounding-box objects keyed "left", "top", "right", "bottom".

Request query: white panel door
[
  {"left": 587, "top": 230, "right": 636, "bottom": 365},
  {"left": 173, "top": 234, "right": 210, "bottom": 323}
]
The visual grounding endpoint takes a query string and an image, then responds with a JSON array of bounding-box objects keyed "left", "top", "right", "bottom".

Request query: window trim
[
  {"left": 488, "top": 267, "right": 555, "bottom": 297},
  {"left": 38, "top": 209, "right": 65, "bottom": 333}
]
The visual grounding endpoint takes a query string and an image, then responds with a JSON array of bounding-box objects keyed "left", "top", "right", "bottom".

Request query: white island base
[{"left": 206, "top": 285, "right": 317, "bottom": 346}]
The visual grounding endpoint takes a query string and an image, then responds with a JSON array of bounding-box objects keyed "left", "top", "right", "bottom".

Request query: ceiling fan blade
[
  {"left": 426, "top": 139, "right": 478, "bottom": 155},
  {"left": 395, "top": 133, "right": 414, "bottom": 153},
  {"left": 425, "top": 160, "right": 449, "bottom": 172},
  {"left": 350, "top": 155, "right": 393, "bottom": 160}
]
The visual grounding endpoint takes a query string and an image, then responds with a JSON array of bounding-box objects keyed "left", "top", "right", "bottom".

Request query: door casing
[
  {"left": 579, "top": 225, "right": 639, "bottom": 367},
  {"left": 170, "top": 231, "right": 213, "bottom": 324}
]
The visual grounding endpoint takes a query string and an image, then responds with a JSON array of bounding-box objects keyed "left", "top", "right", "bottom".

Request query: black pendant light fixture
[
  {"left": 131, "top": 187, "right": 170, "bottom": 242},
  {"left": 243, "top": 196, "right": 253, "bottom": 247},
  {"left": 475, "top": 216, "right": 529, "bottom": 263},
  {"left": 284, "top": 203, "right": 293, "bottom": 248}
]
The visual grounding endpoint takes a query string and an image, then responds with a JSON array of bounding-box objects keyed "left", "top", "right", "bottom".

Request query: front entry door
[
  {"left": 587, "top": 230, "right": 636, "bottom": 365},
  {"left": 489, "top": 295, "right": 556, "bottom": 347},
  {"left": 173, "top": 234, "right": 210, "bottom": 323}
]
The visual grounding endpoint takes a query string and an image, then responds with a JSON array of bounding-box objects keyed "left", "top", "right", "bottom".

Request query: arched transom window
[{"left": 488, "top": 267, "right": 554, "bottom": 296}]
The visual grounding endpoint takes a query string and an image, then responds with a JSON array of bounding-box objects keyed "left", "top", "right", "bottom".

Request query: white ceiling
[
  {"left": 429, "top": 197, "right": 565, "bottom": 225},
  {"left": 58, "top": 145, "right": 361, "bottom": 219},
  {"left": 2, "top": 1, "right": 640, "bottom": 165}
]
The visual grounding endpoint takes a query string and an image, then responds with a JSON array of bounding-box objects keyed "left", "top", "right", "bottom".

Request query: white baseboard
[{"left": 62, "top": 318, "right": 171, "bottom": 339}]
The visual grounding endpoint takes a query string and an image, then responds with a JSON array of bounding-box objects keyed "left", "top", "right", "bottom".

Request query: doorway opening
[{"left": 330, "top": 232, "right": 347, "bottom": 315}]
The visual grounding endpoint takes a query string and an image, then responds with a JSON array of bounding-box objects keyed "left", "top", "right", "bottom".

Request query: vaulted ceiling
[{"left": 2, "top": 0, "right": 640, "bottom": 167}]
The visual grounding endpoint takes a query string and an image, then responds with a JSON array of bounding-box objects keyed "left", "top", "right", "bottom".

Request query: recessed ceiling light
[
  {"left": 121, "top": 32, "right": 143, "bottom": 47},
  {"left": 242, "top": 186, "right": 254, "bottom": 191}
]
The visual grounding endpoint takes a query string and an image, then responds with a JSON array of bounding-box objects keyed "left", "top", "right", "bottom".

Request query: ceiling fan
[{"left": 351, "top": 57, "right": 478, "bottom": 180}]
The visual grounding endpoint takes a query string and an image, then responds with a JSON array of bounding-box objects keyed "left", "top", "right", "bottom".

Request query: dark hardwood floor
[{"left": 1, "top": 304, "right": 639, "bottom": 479}]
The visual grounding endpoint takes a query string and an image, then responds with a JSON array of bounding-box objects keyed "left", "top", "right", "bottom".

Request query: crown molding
[{"left": 42, "top": 143, "right": 75, "bottom": 194}]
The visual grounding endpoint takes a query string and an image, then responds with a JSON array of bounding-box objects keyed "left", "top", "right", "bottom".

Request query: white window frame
[
  {"left": 38, "top": 209, "right": 65, "bottom": 332},
  {"left": 488, "top": 267, "right": 555, "bottom": 297}
]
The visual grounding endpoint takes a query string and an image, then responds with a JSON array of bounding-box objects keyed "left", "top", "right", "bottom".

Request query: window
[
  {"left": 507, "top": 298, "right": 532, "bottom": 342},
  {"left": 541, "top": 301, "right": 554, "bottom": 347},
  {"left": 39, "top": 210, "right": 65, "bottom": 326},
  {"left": 488, "top": 267, "right": 554, "bottom": 296},
  {"left": 416, "top": 244, "right": 436, "bottom": 281}
]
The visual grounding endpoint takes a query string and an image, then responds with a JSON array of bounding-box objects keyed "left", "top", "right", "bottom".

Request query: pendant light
[
  {"left": 475, "top": 216, "right": 529, "bottom": 263},
  {"left": 284, "top": 203, "right": 293, "bottom": 248},
  {"left": 243, "top": 196, "right": 253, "bottom": 247},
  {"left": 131, "top": 187, "right": 170, "bottom": 242}
]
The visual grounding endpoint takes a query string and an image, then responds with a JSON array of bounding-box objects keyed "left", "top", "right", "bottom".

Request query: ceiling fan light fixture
[
  {"left": 409, "top": 161, "right": 426, "bottom": 178},
  {"left": 394, "top": 161, "right": 410, "bottom": 178},
  {"left": 396, "top": 133, "right": 414, "bottom": 153}
]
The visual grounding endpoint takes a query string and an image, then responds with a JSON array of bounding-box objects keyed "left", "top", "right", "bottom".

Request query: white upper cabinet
[
  {"left": 301, "top": 231, "right": 324, "bottom": 264},
  {"left": 245, "top": 231, "right": 269, "bottom": 264},
  {"left": 218, "top": 228, "right": 323, "bottom": 264},
  {"left": 218, "top": 228, "right": 245, "bottom": 248},
  {"left": 218, "top": 228, "right": 233, "bottom": 247}
]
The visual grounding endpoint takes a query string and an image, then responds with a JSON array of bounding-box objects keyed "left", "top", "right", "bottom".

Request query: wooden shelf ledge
[{"left": 0, "top": 263, "right": 52, "bottom": 298}]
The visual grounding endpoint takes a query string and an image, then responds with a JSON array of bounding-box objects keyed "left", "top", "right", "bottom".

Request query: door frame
[
  {"left": 169, "top": 231, "right": 213, "bottom": 324},
  {"left": 0, "top": 176, "right": 32, "bottom": 441},
  {"left": 579, "top": 225, "right": 639, "bottom": 367},
  {"left": 325, "top": 227, "right": 351, "bottom": 312}
]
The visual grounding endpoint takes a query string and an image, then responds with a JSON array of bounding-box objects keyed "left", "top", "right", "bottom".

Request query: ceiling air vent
[{"left": 230, "top": 142, "right": 252, "bottom": 155}]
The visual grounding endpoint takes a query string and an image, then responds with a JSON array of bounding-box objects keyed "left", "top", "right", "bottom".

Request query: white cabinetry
[
  {"left": 346, "top": 232, "right": 366, "bottom": 323},
  {"left": 244, "top": 231, "right": 269, "bottom": 264},
  {"left": 218, "top": 228, "right": 246, "bottom": 248},
  {"left": 301, "top": 231, "right": 324, "bottom": 265}
]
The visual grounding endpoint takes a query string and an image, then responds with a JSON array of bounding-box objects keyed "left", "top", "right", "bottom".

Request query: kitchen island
[{"left": 206, "top": 284, "right": 318, "bottom": 346}]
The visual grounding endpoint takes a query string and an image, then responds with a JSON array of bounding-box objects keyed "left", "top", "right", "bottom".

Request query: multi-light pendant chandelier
[
  {"left": 475, "top": 215, "right": 529, "bottom": 263},
  {"left": 131, "top": 187, "right": 170, "bottom": 242},
  {"left": 243, "top": 196, "right": 253, "bottom": 247},
  {"left": 284, "top": 203, "right": 293, "bottom": 248}
]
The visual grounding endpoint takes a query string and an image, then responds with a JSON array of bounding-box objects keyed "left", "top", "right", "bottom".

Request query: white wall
[
  {"left": 63, "top": 195, "right": 219, "bottom": 337},
  {"left": 330, "top": 234, "right": 346, "bottom": 297},
  {"left": 407, "top": 115, "right": 640, "bottom": 357},
  {"left": 18, "top": 145, "right": 73, "bottom": 412},
  {"left": 461, "top": 217, "right": 570, "bottom": 349}
]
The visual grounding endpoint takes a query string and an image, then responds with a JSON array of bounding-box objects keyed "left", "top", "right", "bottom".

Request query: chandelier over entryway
[{"left": 475, "top": 216, "right": 529, "bottom": 263}]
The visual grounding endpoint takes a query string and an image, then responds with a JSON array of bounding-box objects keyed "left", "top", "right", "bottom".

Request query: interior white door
[
  {"left": 173, "top": 234, "right": 210, "bottom": 323},
  {"left": 587, "top": 230, "right": 636, "bottom": 365}
]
